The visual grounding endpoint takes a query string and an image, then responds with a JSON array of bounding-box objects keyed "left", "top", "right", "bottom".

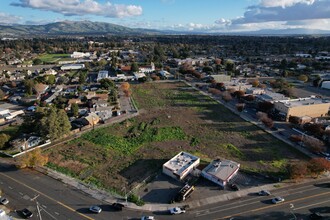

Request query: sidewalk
[{"left": 35, "top": 166, "right": 330, "bottom": 212}]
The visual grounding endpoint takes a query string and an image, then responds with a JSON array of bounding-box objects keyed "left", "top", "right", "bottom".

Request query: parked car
[
  {"left": 21, "top": 208, "right": 33, "bottom": 219},
  {"left": 271, "top": 197, "right": 285, "bottom": 204},
  {"left": 229, "top": 184, "right": 240, "bottom": 191},
  {"left": 111, "top": 203, "right": 125, "bottom": 211},
  {"left": 0, "top": 197, "right": 9, "bottom": 205},
  {"left": 141, "top": 216, "right": 155, "bottom": 220},
  {"left": 258, "top": 190, "right": 271, "bottom": 196},
  {"left": 169, "top": 207, "right": 186, "bottom": 215},
  {"left": 309, "top": 212, "right": 324, "bottom": 219},
  {"left": 89, "top": 205, "right": 102, "bottom": 214}
]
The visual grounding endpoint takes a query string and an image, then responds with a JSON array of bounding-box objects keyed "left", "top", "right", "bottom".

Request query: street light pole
[{"left": 289, "top": 203, "right": 297, "bottom": 220}]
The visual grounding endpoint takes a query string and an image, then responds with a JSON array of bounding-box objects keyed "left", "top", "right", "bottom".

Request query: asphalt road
[
  {"left": 0, "top": 161, "right": 151, "bottom": 220},
  {"left": 159, "top": 179, "right": 330, "bottom": 220}
]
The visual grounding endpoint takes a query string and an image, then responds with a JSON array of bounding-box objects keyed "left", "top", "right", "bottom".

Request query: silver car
[{"left": 271, "top": 197, "right": 285, "bottom": 204}]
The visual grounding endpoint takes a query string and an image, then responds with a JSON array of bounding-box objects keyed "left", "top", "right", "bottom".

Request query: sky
[{"left": 0, "top": 0, "right": 329, "bottom": 33}]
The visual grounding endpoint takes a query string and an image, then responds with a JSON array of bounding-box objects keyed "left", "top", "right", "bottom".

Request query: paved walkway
[{"left": 34, "top": 166, "right": 330, "bottom": 212}]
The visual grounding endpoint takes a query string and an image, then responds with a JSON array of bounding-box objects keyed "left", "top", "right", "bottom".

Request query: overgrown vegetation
[{"left": 47, "top": 82, "right": 306, "bottom": 196}]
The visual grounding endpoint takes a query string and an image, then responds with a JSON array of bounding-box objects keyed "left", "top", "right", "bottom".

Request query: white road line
[
  {"left": 39, "top": 205, "right": 57, "bottom": 220},
  {"left": 19, "top": 192, "right": 23, "bottom": 196},
  {"left": 54, "top": 212, "right": 60, "bottom": 215},
  {"left": 42, "top": 205, "right": 47, "bottom": 208},
  {"left": 8, "top": 186, "right": 13, "bottom": 189},
  {"left": 293, "top": 199, "right": 330, "bottom": 211},
  {"left": 193, "top": 185, "right": 320, "bottom": 215}
]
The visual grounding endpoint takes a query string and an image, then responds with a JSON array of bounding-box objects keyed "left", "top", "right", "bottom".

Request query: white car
[
  {"left": 141, "top": 216, "right": 154, "bottom": 220},
  {"left": 89, "top": 205, "right": 102, "bottom": 213},
  {"left": 169, "top": 207, "right": 186, "bottom": 215},
  {"left": 0, "top": 197, "right": 9, "bottom": 205},
  {"left": 271, "top": 197, "right": 285, "bottom": 204}
]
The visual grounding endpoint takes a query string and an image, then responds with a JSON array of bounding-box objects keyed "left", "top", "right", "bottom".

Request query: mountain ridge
[{"left": 0, "top": 21, "right": 329, "bottom": 37}]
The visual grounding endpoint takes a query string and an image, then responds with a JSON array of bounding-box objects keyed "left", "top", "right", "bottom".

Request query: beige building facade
[{"left": 274, "top": 97, "right": 330, "bottom": 121}]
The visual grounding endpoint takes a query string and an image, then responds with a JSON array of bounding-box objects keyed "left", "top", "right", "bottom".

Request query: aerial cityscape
[{"left": 0, "top": 0, "right": 330, "bottom": 220}]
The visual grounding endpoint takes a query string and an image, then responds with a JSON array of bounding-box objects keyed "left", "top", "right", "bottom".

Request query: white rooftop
[
  {"left": 203, "top": 159, "right": 240, "bottom": 181},
  {"left": 278, "top": 97, "right": 329, "bottom": 108},
  {"left": 163, "top": 152, "right": 199, "bottom": 176}
]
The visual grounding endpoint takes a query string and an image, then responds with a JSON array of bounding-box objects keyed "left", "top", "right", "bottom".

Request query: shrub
[{"left": 128, "top": 193, "right": 145, "bottom": 206}]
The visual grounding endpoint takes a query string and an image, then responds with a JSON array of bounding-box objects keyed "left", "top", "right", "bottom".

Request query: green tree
[
  {"left": 99, "top": 78, "right": 115, "bottom": 90},
  {"left": 225, "top": 60, "right": 235, "bottom": 72},
  {"left": 79, "top": 71, "right": 87, "bottom": 84},
  {"left": 24, "top": 79, "right": 35, "bottom": 96},
  {"left": 45, "top": 75, "right": 56, "bottom": 85},
  {"left": 71, "top": 103, "right": 79, "bottom": 117},
  {"left": 0, "top": 133, "right": 10, "bottom": 149},
  {"left": 131, "top": 62, "right": 139, "bottom": 72},
  {"left": 33, "top": 58, "right": 42, "bottom": 65},
  {"left": 40, "top": 107, "right": 71, "bottom": 140}
]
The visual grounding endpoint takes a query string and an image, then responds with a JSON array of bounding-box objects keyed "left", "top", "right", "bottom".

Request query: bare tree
[
  {"left": 288, "top": 162, "right": 308, "bottom": 181},
  {"left": 222, "top": 91, "right": 232, "bottom": 102},
  {"left": 308, "top": 158, "right": 330, "bottom": 177},
  {"left": 303, "top": 136, "right": 325, "bottom": 153}
]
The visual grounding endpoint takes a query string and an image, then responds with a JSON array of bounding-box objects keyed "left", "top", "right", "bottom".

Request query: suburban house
[
  {"left": 274, "top": 96, "right": 330, "bottom": 121},
  {"left": 10, "top": 136, "right": 43, "bottom": 151},
  {"left": 139, "top": 62, "right": 155, "bottom": 73},
  {"left": 97, "top": 70, "right": 109, "bottom": 81},
  {"left": 163, "top": 151, "right": 200, "bottom": 181}
]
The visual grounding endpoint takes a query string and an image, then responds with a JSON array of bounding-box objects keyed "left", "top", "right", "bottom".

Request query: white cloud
[
  {"left": 214, "top": 18, "right": 231, "bottom": 26},
  {"left": 0, "top": 12, "right": 22, "bottom": 24},
  {"left": 11, "top": 0, "right": 143, "bottom": 18},
  {"left": 232, "top": 0, "right": 329, "bottom": 24},
  {"left": 285, "top": 18, "right": 330, "bottom": 30},
  {"left": 260, "top": 0, "right": 315, "bottom": 8}
]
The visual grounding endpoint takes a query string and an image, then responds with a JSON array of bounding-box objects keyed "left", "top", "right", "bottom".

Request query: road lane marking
[
  {"left": 39, "top": 204, "right": 57, "bottom": 220},
  {"left": 293, "top": 199, "right": 330, "bottom": 211},
  {"left": 8, "top": 186, "right": 13, "bottom": 189},
  {"left": 215, "top": 191, "right": 330, "bottom": 220},
  {"left": 194, "top": 185, "right": 322, "bottom": 216},
  {"left": 19, "top": 192, "right": 24, "bottom": 196},
  {"left": 214, "top": 192, "right": 330, "bottom": 220},
  {"left": 0, "top": 172, "right": 94, "bottom": 220}
]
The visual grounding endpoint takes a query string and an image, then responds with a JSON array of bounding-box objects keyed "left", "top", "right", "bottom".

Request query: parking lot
[{"left": 138, "top": 171, "right": 275, "bottom": 205}]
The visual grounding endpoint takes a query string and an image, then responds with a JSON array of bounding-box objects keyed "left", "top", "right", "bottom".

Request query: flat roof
[
  {"left": 163, "top": 152, "right": 199, "bottom": 176},
  {"left": 203, "top": 159, "right": 240, "bottom": 181},
  {"left": 278, "top": 97, "right": 329, "bottom": 107}
]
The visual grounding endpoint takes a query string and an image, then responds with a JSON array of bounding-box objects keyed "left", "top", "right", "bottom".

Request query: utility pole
[
  {"left": 289, "top": 203, "right": 297, "bottom": 220},
  {"left": 31, "top": 194, "right": 42, "bottom": 220}
]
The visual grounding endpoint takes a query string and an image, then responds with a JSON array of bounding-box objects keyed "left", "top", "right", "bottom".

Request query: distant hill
[
  {"left": 0, "top": 21, "right": 329, "bottom": 37},
  {"left": 0, "top": 20, "right": 160, "bottom": 36}
]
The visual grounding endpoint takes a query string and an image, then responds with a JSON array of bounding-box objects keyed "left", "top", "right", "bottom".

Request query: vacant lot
[{"left": 46, "top": 82, "right": 305, "bottom": 194}]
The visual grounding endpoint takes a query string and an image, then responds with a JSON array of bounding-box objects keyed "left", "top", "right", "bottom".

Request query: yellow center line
[
  {"left": 215, "top": 191, "right": 330, "bottom": 220},
  {"left": 0, "top": 172, "right": 94, "bottom": 220}
]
